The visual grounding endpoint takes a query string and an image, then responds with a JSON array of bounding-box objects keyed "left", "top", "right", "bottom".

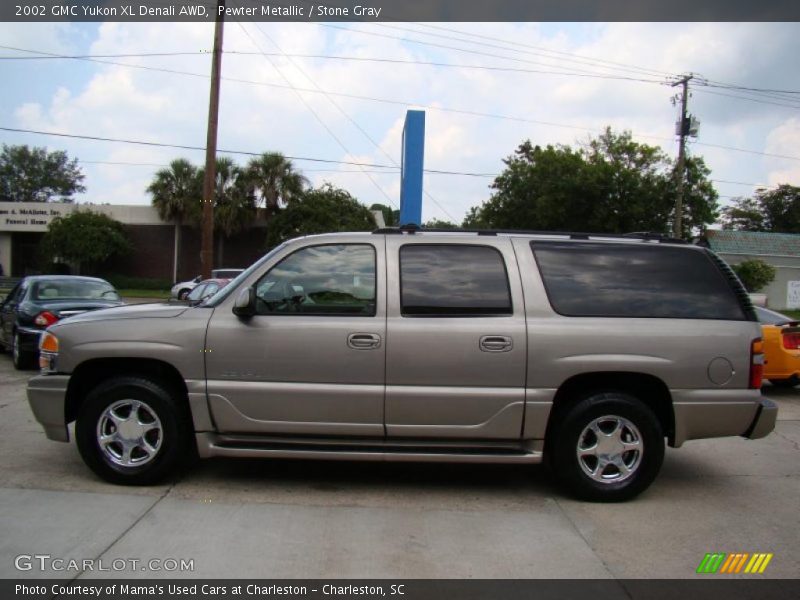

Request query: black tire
[
  {"left": 177, "top": 289, "right": 190, "bottom": 300},
  {"left": 76, "top": 376, "right": 193, "bottom": 485},
  {"left": 12, "top": 330, "right": 36, "bottom": 370},
  {"left": 549, "top": 392, "right": 664, "bottom": 502},
  {"left": 769, "top": 378, "right": 798, "bottom": 389}
]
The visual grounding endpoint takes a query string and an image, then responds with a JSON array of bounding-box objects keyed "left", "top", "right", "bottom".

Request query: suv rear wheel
[
  {"left": 76, "top": 377, "right": 192, "bottom": 485},
  {"left": 550, "top": 392, "right": 664, "bottom": 502}
]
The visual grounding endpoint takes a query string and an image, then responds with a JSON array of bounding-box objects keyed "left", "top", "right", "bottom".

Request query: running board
[{"left": 195, "top": 433, "right": 543, "bottom": 464}]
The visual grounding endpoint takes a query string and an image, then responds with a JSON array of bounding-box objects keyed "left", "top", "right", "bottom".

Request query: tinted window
[
  {"left": 532, "top": 242, "right": 746, "bottom": 320},
  {"left": 400, "top": 245, "right": 512, "bottom": 316},
  {"left": 212, "top": 269, "right": 243, "bottom": 278},
  {"left": 31, "top": 279, "right": 119, "bottom": 301},
  {"left": 187, "top": 284, "right": 207, "bottom": 302},
  {"left": 255, "top": 244, "right": 376, "bottom": 316}
]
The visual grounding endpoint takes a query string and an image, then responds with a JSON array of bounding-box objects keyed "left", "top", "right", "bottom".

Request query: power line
[
  {"left": 692, "top": 87, "right": 800, "bottom": 110},
  {"left": 4, "top": 49, "right": 798, "bottom": 162},
  {"left": 0, "top": 49, "right": 209, "bottom": 59},
  {"left": 235, "top": 22, "right": 399, "bottom": 210},
  {"left": 372, "top": 22, "right": 669, "bottom": 80},
  {"left": 407, "top": 22, "right": 674, "bottom": 79},
  {"left": 0, "top": 126, "right": 500, "bottom": 176},
  {"left": 316, "top": 23, "right": 667, "bottom": 84},
  {"left": 245, "top": 17, "right": 458, "bottom": 222},
  {"left": 7, "top": 44, "right": 797, "bottom": 112},
  {"left": 0, "top": 44, "right": 671, "bottom": 85}
]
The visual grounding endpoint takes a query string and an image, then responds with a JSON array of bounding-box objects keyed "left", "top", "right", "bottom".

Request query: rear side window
[
  {"left": 400, "top": 245, "right": 512, "bottom": 316},
  {"left": 531, "top": 241, "right": 746, "bottom": 320}
]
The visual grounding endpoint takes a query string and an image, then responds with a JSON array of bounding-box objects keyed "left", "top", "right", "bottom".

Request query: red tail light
[
  {"left": 33, "top": 311, "right": 59, "bottom": 327},
  {"left": 783, "top": 332, "right": 800, "bottom": 350},
  {"left": 749, "top": 338, "right": 764, "bottom": 389}
]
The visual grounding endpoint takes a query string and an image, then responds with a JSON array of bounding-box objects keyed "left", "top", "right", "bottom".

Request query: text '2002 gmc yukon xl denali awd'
[{"left": 27, "top": 229, "right": 777, "bottom": 501}]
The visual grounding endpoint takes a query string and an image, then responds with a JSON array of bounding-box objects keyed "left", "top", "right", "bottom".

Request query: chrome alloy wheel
[
  {"left": 12, "top": 333, "right": 20, "bottom": 363},
  {"left": 96, "top": 399, "right": 163, "bottom": 467},
  {"left": 576, "top": 415, "right": 643, "bottom": 483}
]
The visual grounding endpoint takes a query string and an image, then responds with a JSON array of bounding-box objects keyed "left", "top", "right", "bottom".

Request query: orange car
[{"left": 755, "top": 307, "right": 800, "bottom": 388}]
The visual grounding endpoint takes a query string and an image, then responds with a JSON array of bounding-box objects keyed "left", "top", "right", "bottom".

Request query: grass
[
  {"left": 118, "top": 289, "right": 171, "bottom": 300},
  {"left": 781, "top": 309, "right": 800, "bottom": 320}
]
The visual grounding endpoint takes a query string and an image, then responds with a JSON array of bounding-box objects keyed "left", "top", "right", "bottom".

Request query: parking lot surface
[{"left": 0, "top": 354, "right": 798, "bottom": 580}]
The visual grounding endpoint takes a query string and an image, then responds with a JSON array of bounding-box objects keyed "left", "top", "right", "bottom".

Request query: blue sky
[{"left": 1, "top": 21, "right": 799, "bottom": 224}]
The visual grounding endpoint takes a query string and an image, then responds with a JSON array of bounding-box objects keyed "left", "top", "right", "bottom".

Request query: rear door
[{"left": 384, "top": 236, "right": 527, "bottom": 439}]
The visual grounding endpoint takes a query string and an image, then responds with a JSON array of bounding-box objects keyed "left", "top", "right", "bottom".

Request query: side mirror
[{"left": 232, "top": 287, "right": 256, "bottom": 318}]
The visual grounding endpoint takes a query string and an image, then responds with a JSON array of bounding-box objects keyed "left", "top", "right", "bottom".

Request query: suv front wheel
[
  {"left": 76, "top": 376, "right": 192, "bottom": 485},
  {"left": 550, "top": 392, "right": 664, "bottom": 502}
]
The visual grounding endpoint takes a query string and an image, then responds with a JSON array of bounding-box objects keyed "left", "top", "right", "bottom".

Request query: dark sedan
[{"left": 0, "top": 276, "right": 124, "bottom": 369}]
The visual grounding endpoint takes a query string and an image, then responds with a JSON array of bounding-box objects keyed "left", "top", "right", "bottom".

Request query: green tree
[
  {"left": 677, "top": 156, "right": 720, "bottom": 237},
  {"left": 245, "top": 152, "right": 307, "bottom": 217},
  {"left": 147, "top": 158, "right": 201, "bottom": 281},
  {"left": 266, "top": 184, "right": 376, "bottom": 248},
  {"left": 720, "top": 197, "right": 766, "bottom": 231},
  {"left": 41, "top": 210, "right": 130, "bottom": 274},
  {"left": 466, "top": 141, "right": 596, "bottom": 231},
  {"left": 199, "top": 157, "right": 256, "bottom": 265},
  {"left": 759, "top": 185, "right": 800, "bottom": 233},
  {"left": 0, "top": 144, "right": 85, "bottom": 203},
  {"left": 465, "top": 129, "right": 719, "bottom": 238},
  {"left": 732, "top": 259, "right": 776, "bottom": 292},
  {"left": 424, "top": 218, "right": 458, "bottom": 229},
  {"left": 720, "top": 185, "right": 800, "bottom": 233}
]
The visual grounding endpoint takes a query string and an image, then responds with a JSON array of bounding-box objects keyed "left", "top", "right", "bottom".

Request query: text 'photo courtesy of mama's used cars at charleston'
[{"left": 26, "top": 228, "right": 777, "bottom": 502}]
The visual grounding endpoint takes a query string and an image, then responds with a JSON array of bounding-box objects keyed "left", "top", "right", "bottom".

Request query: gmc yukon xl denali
[{"left": 27, "top": 229, "right": 778, "bottom": 501}]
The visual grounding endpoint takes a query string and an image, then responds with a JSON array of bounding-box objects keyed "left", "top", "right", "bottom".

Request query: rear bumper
[
  {"left": 744, "top": 398, "right": 778, "bottom": 440},
  {"left": 26, "top": 374, "right": 70, "bottom": 442},
  {"left": 671, "top": 389, "right": 776, "bottom": 447}
]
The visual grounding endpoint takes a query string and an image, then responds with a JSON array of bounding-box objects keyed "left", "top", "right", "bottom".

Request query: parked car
[
  {"left": 184, "top": 278, "right": 231, "bottom": 305},
  {"left": 1, "top": 276, "right": 123, "bottom": 370},
  {"left": 755, "top": 306, "right": 800, "bottom": 388},
  {"left": 27, "top": 230, "right": 776, "bottom": 501},
  {"left": 171, "top": 269, "right": 243, "bottom": 299}
]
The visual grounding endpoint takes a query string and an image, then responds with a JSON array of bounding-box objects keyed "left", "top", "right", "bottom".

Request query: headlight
[{"left": 38, "top": 332, "right": 59, "bottom": 373}]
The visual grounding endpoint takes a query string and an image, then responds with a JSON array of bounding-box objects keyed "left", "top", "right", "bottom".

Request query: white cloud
[
  {"left": 4, "top": 21, "right": 800, "bottom": 221},
  {"left": 765, "top": 118, "right": 800, "bottom": 187}
]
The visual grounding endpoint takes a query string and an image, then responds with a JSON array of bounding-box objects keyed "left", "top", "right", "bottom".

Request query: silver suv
[{"left": 27, "top": 229, "right": 777, "bottom": 501}]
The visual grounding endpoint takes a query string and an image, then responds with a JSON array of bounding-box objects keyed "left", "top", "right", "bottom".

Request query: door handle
[
  {"left": 479, "top": 335, "right": 513, "bottom": 352},
  {"left": 348, "top": 333, "right": 382, "bottom": 350}
]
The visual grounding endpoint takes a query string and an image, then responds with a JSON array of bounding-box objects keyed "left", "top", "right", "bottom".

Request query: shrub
[{"left": 731, "top": 259, "right": 776, "bottom": 292}]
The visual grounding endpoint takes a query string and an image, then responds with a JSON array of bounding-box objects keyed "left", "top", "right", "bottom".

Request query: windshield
[
  {"left": 203, "top": 242, "right": 289, "bottom": 307},
  {"left": 755, "top": 306, "right": 793, "bottom": 325},
  {"left": 31, "top": 279, "right": 120, "bottom": 301}
]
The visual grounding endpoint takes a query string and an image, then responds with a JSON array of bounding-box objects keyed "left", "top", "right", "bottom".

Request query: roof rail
[{"left": 371, "top": 227, "right": 688, "bottom": 244}]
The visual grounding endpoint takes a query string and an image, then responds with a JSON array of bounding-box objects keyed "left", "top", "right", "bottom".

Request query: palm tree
[
  {"left": 147, "top": 158, "right": 201, "bottom": 283},
  {"left": 198, "top": 157, "right": 255, "bottom": 265},
  {"left": 245, "top": 152, "right": 308, "bottom": 217}
]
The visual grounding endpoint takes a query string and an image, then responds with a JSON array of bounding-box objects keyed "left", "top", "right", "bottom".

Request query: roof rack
[{"left": 371, "top": 226, "right": 688, "bottom": 244}]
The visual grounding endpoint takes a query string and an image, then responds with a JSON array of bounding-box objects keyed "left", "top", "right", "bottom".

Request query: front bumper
[
  {"left": 16, "top": 326, "right": 43, "bottom": 352},
  {"left": 27, "top": 374, "right": 71, "bottom": 442}
]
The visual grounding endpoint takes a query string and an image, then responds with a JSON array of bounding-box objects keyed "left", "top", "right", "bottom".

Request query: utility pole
[
  {"left": 200, "top": 0, "right": 225, "bottom": 279},
  {"left": 671, "top": 74, "right": 693, "bottom": 239}
]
